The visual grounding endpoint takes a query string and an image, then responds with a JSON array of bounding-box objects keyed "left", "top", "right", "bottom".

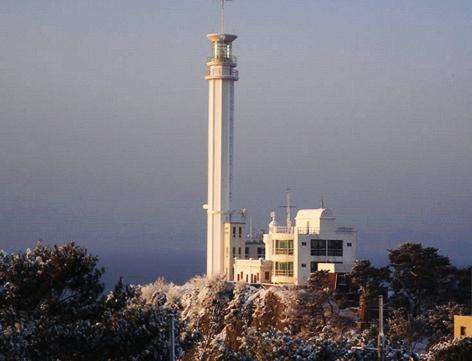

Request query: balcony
[
  {"left": 275, "top": 248, "right": 294, "bottom": 255},
  {"left": 206, "top": 55, "right": 237, "bottom": 64},
  {"left": 205, "top": 67, "right": 239, "bottom": 80},
  {"left": 274, "top": 269, "right": 294, "bottom": 277}
]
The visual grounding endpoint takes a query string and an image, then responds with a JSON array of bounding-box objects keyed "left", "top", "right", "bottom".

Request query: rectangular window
[
  {"left": 257, "top": 247, "right": 265, "bottom": 258},
  {"left": 301, "top": 263, "right": 306, "bottom": 268},
  {"left": 265, "top": 271, "right": 270, "bottom": 281},
  {"left": 461, "top": 326, "right": 467, "bottom": 336},
  {"left": 311, "top": 239, "right": 327, "bottom": 256},
  {"left": 347, "top": 242, "right": 352, "bottom": 247},
  {"left": 310, "top": 262, "right": 318, "bottom": 273},
  {"left": 232, "top": 227, "right": 236, "bottom": 237},
  {"left": 274, "top": 262, "right": 294, "bottom": 277},
  {"left": 275, "top": 239, "right": 294, "bottom": 255},
  {"left": 238, "top": 247, "right": 241, "bottom": 256},
  {"left": 301, "top": 242, "right": 306, "bottom": 246},
  {"left": 232, "top": 247, "right": 236, "bottom": 257},
  {"left": 245, "top": 247, "right": 249, "bottom": 258},
  {"left": 328, "top": 240, "right": 343, "bottom": 257},
  {"left": 239, "top": 227, "right": 243, "bottom": 238}
]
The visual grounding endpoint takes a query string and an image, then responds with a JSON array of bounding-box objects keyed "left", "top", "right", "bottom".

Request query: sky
[{"left": 1, "top": 0, "right": 471, "bottom": 286}]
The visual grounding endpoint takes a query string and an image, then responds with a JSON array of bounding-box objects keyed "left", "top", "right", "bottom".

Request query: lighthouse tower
[{"left": 205, "top": 2, "right": 239, "bottom": 277}]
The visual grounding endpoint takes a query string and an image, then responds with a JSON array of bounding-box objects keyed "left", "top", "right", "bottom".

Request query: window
[
  {"left": 301, "top": 242, "right": 307, "bottom": 246},
  {"left": 239, "top": 227, "right": 242, "bottom": 238},
  {"left": 328, "top": 240, "right": 343, "bottom": 257},
  {"left": 347, "top": 242, "right": 352, "bottom": 247},
  {"left": 311, "top": 239, "right": 327, "bottom": 256},
  {"left": 301, "top": 263, "right": 306, "bottom": 268},
  {"left": 274, "top": 262, "right": 294, "bottom": 277},
  {"left": 461, "top": 326, "right": 467, "bottom": 337},
  {"left": 245, "top": 247, "right": 249, "bottom": 258},
  {"left": 238, "top": 247, "right": 241, "bottom": 256},
  {"left": 310, "top": 262, "right": 318, "bottom": 273},
  {"left": 232, "top": 226, "right": 236, "bottom": 237},
  {"left": 275, "top": 239, "right": 294, "bottom": 255},
  {"left": 232, "top": 247, "right": 236, "bottom": 257},
  {"left": 257, "top": 247, "right": 265, "bottom": 258},
  {"left": 265, "top": 271, "right": 270, "bottom": 281}
]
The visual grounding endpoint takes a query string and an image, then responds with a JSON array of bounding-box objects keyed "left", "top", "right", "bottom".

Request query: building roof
[{"left": 295, "top": 208, "right": 335, "bottom": 220}]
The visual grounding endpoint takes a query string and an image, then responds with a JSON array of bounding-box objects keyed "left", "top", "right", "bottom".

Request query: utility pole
[
  {"left": 170, "top": 314, "right": 176, "bottom": 361},
  {"left": 377, "top": 295, "right": 385, "bottom": 361}
]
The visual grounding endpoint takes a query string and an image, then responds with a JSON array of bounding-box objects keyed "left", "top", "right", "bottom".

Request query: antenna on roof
[
  {"left": 280, "top": 188, "right": 296, "bottom": 229},
  {"left": 321, "top": 196, "right": 325, "bottom": 209}
]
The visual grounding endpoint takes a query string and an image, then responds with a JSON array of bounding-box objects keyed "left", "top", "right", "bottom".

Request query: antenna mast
[
  {"left": 279, "top": 188, "right": 296, "bottom": 230},
  {"left": 220, "top": 0, "right": 224, "bottom": 34},
  {"left": 218, "top": 0, "right": 232, "bottom": 34}
]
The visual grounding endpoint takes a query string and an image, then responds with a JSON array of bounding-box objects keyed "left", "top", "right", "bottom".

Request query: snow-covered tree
[
  {"left": 422, "top": 337, "right": 472, "bottom": 361},
  {"left": 0, "top": 243, "right": 179, "bottom": 360},
  {"left": 389, "top": 243, "right": 454, "bottom": 316}
]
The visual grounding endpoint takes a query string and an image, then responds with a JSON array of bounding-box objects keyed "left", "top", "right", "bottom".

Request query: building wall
[
  {"left": 234, "top": 259, "right": 272, "bottom": 283},
  {"left": 454, "top": 315, "right": 472, "bottom": 339},
  {"left": 223, "top": 221, "right": 246, "bottom": 281}
]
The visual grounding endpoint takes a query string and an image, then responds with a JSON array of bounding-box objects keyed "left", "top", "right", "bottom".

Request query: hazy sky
[{"left": 1, "top": 0, "right": 471, "bottom": 284}]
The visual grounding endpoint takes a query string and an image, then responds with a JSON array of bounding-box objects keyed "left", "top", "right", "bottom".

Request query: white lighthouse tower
[{"left": 205, "top": 1, "right": 239, "bottom": 277}]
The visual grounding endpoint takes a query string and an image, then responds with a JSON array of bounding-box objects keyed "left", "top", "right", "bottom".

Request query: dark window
[
  {"left": 310, "top": 262, "right": 318, "bottom": 273},
  {"left": 347, "top": 242, "right": 352, "bottom": 247},
  {"left": 238, "top": 247, "right": 241, "bottom": 256},
  {"left": 245, "top": 247, "right": 249, "bottom": 258},
  {"left": 311, "top": 239, "right": 327, "bottom": 256},
  {"left": 232, "top": 227, "right": 236, "bottom": 237},
  {"left": 265, "top": 271, "right": 270, "bottom": 281},
  {"left": 239, "top": 227, "right": 242, "bottom": 238},
  {"left": 257, "top": 247, "right": 265, "bottom": 258},
  {"left": 301, "top": 263, "right": 306, "bottom": 268},
  {"left": 301, "top": 242, "right": 307, "bottom": 246},
  {"left": 461, "top": 326, "right": 467, "bottom": 336},
  {"left": 328, "top": 240, "right": 343, "bottom": 256},
  {"left": 232, "top": 247, "right": 235, "bottom": 257}
]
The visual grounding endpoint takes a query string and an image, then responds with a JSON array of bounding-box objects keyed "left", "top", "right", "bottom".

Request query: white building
[
  {"left": 233, "top": 206, "right": 357, "bottom": 286},
  {"left": 203, "top": 3, "right": 358, "bottom": 285}
]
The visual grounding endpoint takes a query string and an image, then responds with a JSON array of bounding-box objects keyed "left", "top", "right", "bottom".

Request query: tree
[
  {"left": 423, "top": 337, "right": 472, "bottom": 361},
  {"left": 251, "top": 290, "right": 285, "bottom": 333},
  {"left": 285, "top": 271, "right": 349, "bottom": 338},
  {"left": 0, "top": 242, "right": 178, "bottom": 360},
  {"left": 389, "top": 243, "right": 454, "bottom": 316},
  {"left": 350, "top": 260, "right": 390, "bottom": 325}
]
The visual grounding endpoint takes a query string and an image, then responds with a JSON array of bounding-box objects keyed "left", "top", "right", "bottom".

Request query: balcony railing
[
  {"left": 205, "top": 67, "right": 239, "bottom": 79},
  {"left": 275, "top": 248, "right": 294, "bottom": 255},
  {"left": 207, "top": 55, "right": 237, "bottom": 64},
  {"left": 270, "top": 226, "right": 293, "bottom": 234},
  {"left": 274, "top": 270, "right": 294, "bottom": 277}
]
